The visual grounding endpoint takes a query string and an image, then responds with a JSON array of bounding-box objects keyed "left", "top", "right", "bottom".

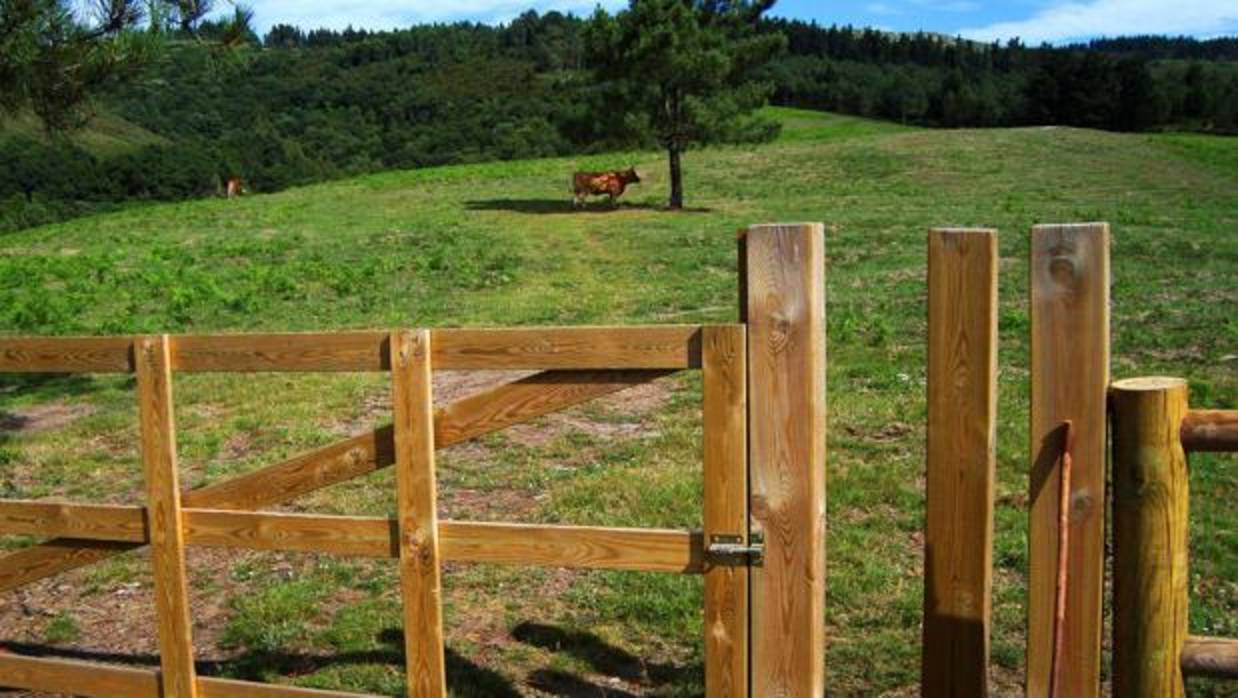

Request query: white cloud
[
  {"left": 957, "top": 0, "right": 1238, "bottom": 44},
  {"left": 249, "top": 0, "right": 625, "bottom": 32}
]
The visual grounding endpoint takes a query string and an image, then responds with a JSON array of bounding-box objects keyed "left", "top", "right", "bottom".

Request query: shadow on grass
[
  {"left": 0, "top": 373, "right": 104, "bottom": 406},
  {"left": 2, "top": 623, "right": 702, "bottom": 696},
  {"left": 512, "top": 622, "right": 699, "bottom": 695},
  {"left": 0, "top": 634, "right": 520, "bottom": 698},
  {"left": 464, "top": 199, "right": 711, "bottom": 215}
]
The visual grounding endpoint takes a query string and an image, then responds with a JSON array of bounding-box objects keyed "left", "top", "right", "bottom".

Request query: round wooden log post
[{"left": 1111, "top": 377, "right": 1190, "bottom": 698}]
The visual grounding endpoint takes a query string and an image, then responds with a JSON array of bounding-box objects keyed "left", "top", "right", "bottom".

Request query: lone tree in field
[{"left": 585, "top": 0, "right": 784, "bottom": 210}]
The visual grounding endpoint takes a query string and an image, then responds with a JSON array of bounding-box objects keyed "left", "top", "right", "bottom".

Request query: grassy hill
[
  {"left": 0, "top": 109, "right": 168, "bottom": 157},
  {"left": 0, "top": 108, "right": 1234, "bottom": 696}
]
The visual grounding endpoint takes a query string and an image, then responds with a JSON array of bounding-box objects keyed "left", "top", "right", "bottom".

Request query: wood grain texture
[
  {"left": 135, "top": 335, "right": 197, "bottom": 698},
  {"left": 0, "top": 326, "right": 701, "bottom": 373},
  {"left": 0, "top": 336, "right": 134, "bottom": 373},
  {"left": 1111, "top": 377, "right": 1190, "bottom": 698},
  {"left": 702, "top": 324, "right": 749, "bottom": 698},
  {"left": 0, "top": 502, "right": 705, "bottom": 573},
  {"left": 1027, "top": 222, "right": 1109, "bottom": 698},
  {"left": 0, "top": 368, "right": 666, "bottom": 592},
  {"left": 434, "top": 369, "right": 672, "bottom": 445},
  {"left": 922, "top": 229, "right": 999, "bottom": 697},
  {"left": 0, "top": 653, "right": 384, "bottom": 698},
  {"left": 440, "top": 520, "right": 703, "bottom": 572},
  {"left": 743, "top": 223, "right": 827, "bottom": 697},
  {"left": 172, "top": 331, "right": 388, "bottom": 372},
  {"left": 1180, "top": 409, "right": 1238, "bottom": 453},
  {"left": 391, "top": 330, "right": 447, "bottom": 698},
  {"left": 184, "top": 509, "right": 396, "bottom": 557},
  {"left": 199, "top": 676, "right": 386, "bottom": 697},
  {"left": 0, "top": 500, "right": 148, "bottom": 541},
  {"left": 1181, "top": 635, "right": 1238, "bottom": 679},
  {"left": 432, "top": 326, "right": 702, "bottom": 369},
  {"left": 0, "top": 653, "right": 159, "bottom": 696}
]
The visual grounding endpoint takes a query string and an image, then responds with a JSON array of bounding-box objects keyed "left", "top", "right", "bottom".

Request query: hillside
[
  {"left": 0, "top": 108, "right": 167, "bottom": 157},
  {"left": 0, "top": 109, "right": 1234, "bottom": 696}
]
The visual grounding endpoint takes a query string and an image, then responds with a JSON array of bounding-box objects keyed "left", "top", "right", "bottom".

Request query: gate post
[
  {"left": 1110, "top": 377, "right": 1190, "bottom": 698},
  {"left": 741, "top": 223, "right": 826, "bottom": 696}
]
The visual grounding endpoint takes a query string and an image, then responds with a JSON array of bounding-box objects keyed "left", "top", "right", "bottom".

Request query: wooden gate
[{"left": 0, "top": 224, "right": 828, "bottom": 697}]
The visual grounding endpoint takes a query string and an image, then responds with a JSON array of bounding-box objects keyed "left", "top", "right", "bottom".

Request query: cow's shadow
[{"left": 465, "top": 199, "right": 709, "bottom": 215}]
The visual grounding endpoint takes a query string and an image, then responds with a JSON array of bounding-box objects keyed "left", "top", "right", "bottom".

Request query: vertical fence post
[
  {"left": 742, "top": 223, "right": 826, "bottom": 696},
  {"left": 703, "top": 324, "right": 749, "bottom": 698},
  {"left": 1110, "top": 377, "right": 1190, "bottom": 698},
  {"left": 922, "top": 228, "right": 999, "bottom": 697},
  {"left": 1027, "top": 223, "right": 1110, "bottom": 698},
  {"left": 136, "top": 335, "right": 198, "bottom": 698},
  {"left": 391, "top": 329, "right": 448, "bottom": 698}
]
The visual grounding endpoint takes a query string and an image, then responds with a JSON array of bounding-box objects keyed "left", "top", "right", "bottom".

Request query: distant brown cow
[
  {"left": 225, "top": 177, "right": 247, "bottom": 199},
  {"left": 572, "top": 168, "right": 640, "bottom": 208}
]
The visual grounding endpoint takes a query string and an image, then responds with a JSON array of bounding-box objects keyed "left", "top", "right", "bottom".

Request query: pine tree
[{"left": 585, "top": 0, "right": 784, "bottom": 209}]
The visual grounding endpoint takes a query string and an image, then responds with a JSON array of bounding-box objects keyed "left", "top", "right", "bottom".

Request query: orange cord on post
[{"left": 1049, "top": 419, "right": 1076, "bottom": 698}]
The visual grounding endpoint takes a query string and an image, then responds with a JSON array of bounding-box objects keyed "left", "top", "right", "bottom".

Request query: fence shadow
[
  {"left": 512, "top": 621, "right": 699, "bottom": 694},
  {"left": 0, "top": 634, "right": 521, "bottom": 698}
]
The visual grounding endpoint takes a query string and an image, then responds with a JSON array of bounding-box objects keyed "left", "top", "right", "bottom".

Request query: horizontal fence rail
[
  {"left": 1180, "top": 409, "right": 1238, "bottom": 453},
  {"left": 0, "top": 322, "right": 757, "bottom": 698},
  {"left": 0, "top": 653, "right": 384, "bottom": 698},
  {"left": 0, "top": 502, "right": 704, "bottom": 573},
  {"left": 0, "top": 326, "right": 705, "bottom": 373}
]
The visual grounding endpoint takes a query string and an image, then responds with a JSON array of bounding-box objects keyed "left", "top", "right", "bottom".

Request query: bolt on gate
[{"left": 0, "top": 224, "right": 827, "bottom": 697}]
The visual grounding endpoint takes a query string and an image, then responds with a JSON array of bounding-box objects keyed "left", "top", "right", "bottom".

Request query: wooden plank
[
  {"left": 440, "top": 521, "right": 703, "bottom": 573},
  {"left": 0, "top": 653, "right": 159, "bottom": 697},
  {"left": 1180, "top": 409, "right": 1238, "bottom": 453},
  {"left": 1181, "top": 636, "right": 1238, "bottom": 679},
  {"left": 431, "top": 326, "right": 702, "bottom": 369},
  {"left": 434, "top": 368, "right": 672, "bottom": 445},
  {"left": 0, "top": 502, "right": 705, "bottom": 573},
  {"left": 0, "top": 368, "right": 669, "bottom": 592},
  {"left": 0, "top": 326, "right": 701, "bottom": 373},
  {"left": 184, "top": 509, "right": 395, "bottom": 558},
  {"left": 0, "top": 336, "right": 134, "bottom": 373},
  {"left": 1111, "top": 377, "right": 1190, "bottom": 698},
  {"left": 172, "top": 332, "right": 388, "bottom": 372},
  {"left": 390, "top": 329, "right": 447, "bottom": 697},
  {"left": 921, "top": 228, "right": 999, "bottom": 697},
  {"left": 135, "top": 334, "right": 198, "bottom": 698},
  {"left": 702, "top": 324, "right": 749, "bottom": 698},
  {"left": 0, "top": 653, "right": 382, "bottom": 698},
  {"left": 199, "top": 676, "right": 386, "bottom": 697},
  {"left": 0, "top": 501, "right": 147, "bottom": 541},
  {"left": 1027, "top": 222, "right": 1110, "bottom": 698},
  {"left": 743, "top": 223, "right": 827, "bottom": 697}
]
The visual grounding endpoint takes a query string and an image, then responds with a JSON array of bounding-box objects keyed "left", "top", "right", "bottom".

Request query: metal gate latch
[{"left": 706, "top": 533, "right": 764, "bottom": 567}]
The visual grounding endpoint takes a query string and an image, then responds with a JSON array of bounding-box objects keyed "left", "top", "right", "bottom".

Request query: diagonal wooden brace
[{"left": 0, "top": 369, "right": 670, "bottom": 593}]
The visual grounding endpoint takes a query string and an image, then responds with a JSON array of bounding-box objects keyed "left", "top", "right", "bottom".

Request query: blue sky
[{"left": 244, "top": 0, "right": 1237, "bottom": 45}]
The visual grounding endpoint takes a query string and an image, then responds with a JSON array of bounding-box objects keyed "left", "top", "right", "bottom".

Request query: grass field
[{"left": 0, "top": 107, "right": 1234, "bottom": 696}]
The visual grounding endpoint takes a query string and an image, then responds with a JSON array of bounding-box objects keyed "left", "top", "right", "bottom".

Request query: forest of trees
[{"left": 2, "top": 11, "right": 1236, "bottom": 232}]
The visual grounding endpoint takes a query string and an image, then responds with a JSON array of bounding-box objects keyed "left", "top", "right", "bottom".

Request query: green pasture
[{"left": 0, "top": 108, "right": 1234, "bottom": 696}]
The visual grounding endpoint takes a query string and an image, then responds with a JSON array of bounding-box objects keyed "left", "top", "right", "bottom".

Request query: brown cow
[
  {"left": 225, "top": 177, "right": 247, "bottom": 199},
  {"left": 572, "top": 168, "right": 640, "bottom": 208}
]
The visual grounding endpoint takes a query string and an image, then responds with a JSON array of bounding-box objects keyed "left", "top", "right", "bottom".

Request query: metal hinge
[{"left": 706, "top": 532, "right": 764, "bottom": 567}]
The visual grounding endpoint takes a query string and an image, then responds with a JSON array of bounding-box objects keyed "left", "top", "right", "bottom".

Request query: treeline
[
  {"left": 761, "top": 19, "right": 1238, "bottom": 130},
  {"left": 2, "top": 12, "right": 1236, "bottom": 232}
]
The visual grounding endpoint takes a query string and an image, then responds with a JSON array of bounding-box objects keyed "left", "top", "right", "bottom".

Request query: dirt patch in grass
[{"left": 0, "top": 402, "right": 95, "bottom": 433}]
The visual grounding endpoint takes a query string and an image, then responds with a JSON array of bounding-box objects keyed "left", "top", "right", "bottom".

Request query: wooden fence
[
  {"left": 1111, "top": 379, "right": 1238, "bottom": 697},
  {"left": 0, "top": 224, "right": 824, "bottom": 697},
  {"left": 1, "top": 219, "right": 1233, "bottom": 697}
]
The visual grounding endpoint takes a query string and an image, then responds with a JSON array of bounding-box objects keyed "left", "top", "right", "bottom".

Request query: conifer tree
[{"left": 585, "top": 0, "right": 784, "bottom": 209}]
